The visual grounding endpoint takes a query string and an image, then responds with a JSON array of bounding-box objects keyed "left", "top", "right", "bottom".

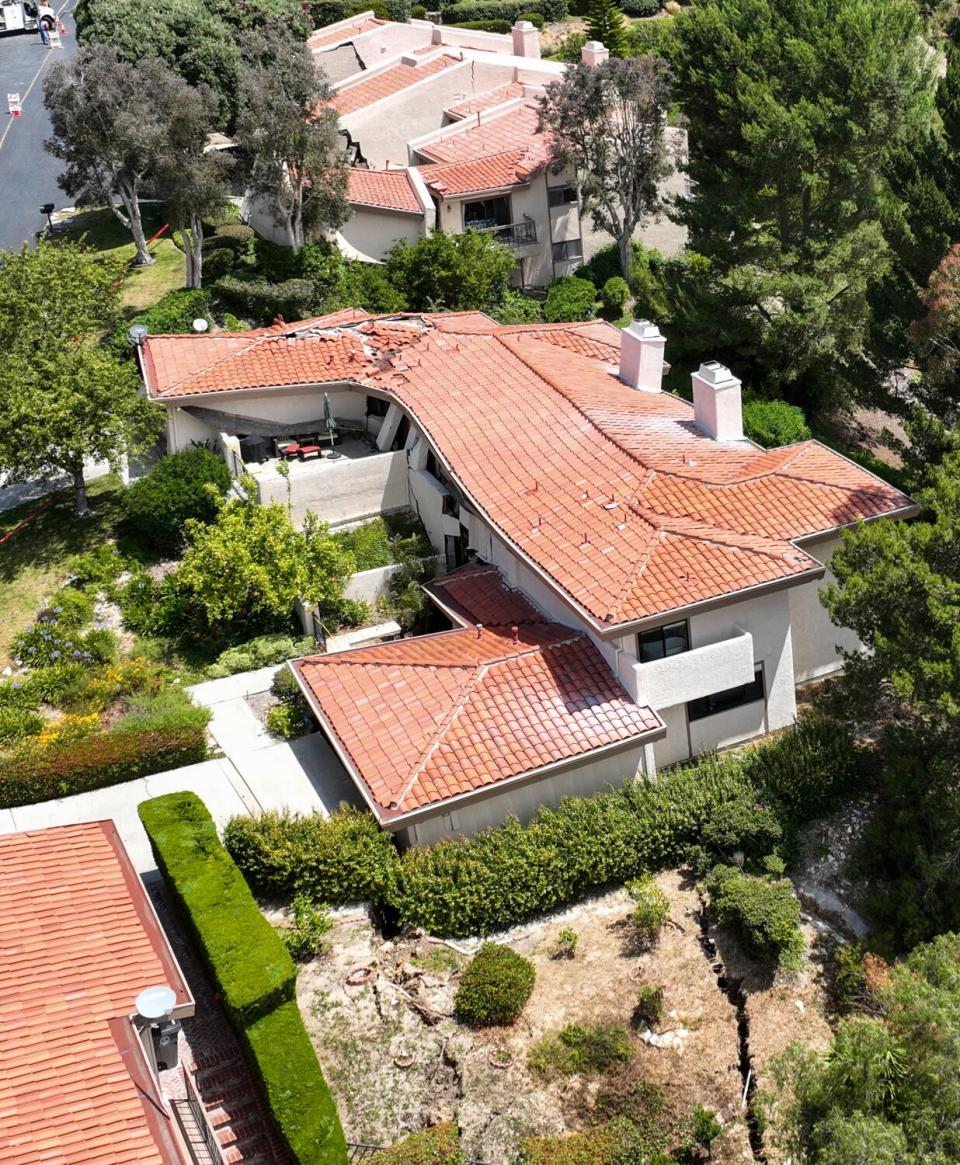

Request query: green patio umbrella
[{"left": 323, "top": 392, "right": 340, "bottom": 458}]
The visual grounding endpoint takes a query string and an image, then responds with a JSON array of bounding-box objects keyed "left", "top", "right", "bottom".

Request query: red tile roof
[
  {"left": 426, "top": 562, "right": 549, "bottom": 627},
  {"left": 294, "top": 566, "right": 662, "bottom": 819},
  {"left": 415, "top": 100, "right": 551, "bottom": 167},
  {"left": 334, "top": 53, "right": 462, "bottom": 116},
  {"left": 348, "top": 167, "right": 424, "bottom": 213},
  {"left": 419, "top": 150, "right": 539, "bottom": 196},
  {"left": 0, "top": 822, "right": 192, "bottom": 1165},
  {"left": 308, "top": 15, "right": 386, "bottom": 49},
  {"left": 142, "top": 313, "right": 914, "bottom": 630}
]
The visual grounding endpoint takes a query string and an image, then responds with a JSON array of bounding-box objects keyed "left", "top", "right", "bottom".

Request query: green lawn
[
  {"left": 0, "top": 476, "right": 126, "bottom": 668},
  {"left": 57, "top": 207, "right": 186, "bottom": 312}
]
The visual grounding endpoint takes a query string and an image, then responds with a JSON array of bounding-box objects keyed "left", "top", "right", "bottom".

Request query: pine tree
[{"left": 585, "top": 0, "right": 628, "bottom": 58}]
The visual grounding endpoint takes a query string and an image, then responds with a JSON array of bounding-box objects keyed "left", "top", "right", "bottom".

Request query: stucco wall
[
  {"left": 256, "top": 449, "right": 408, "bottom": 527},
  {"left": 402, "top": 743, "right": 652, "bottom": 845},
  {"left": 166, "top": 407, "right": 219, "bottom": 453},
  {"left": 339, "top": 205, "right": 424, "bottom": 262},
  {"left": 185, "top": 388, "right": 366, "bottom": 428},
  {"left": 789, "top": 533, "right": 861, "bottom": 682}
]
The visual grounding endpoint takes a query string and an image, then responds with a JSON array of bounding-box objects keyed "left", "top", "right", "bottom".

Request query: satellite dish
[
  {"left": 192, "top": 318, "right": 209, "bottom": 333},
  {"left": 128, "top": 323, "right": 149, "bottom": 346},
  {"left": 135, "top": 985, "right": 177, "bottom": 1020}
]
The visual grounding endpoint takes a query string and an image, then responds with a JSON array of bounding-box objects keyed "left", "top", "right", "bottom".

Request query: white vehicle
[{"left": 0, "top": 1, "right": 55, "bottom": 33}]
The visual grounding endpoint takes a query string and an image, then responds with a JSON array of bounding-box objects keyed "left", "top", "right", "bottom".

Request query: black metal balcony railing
[{"left": 479, "top": 218, "right": 537, "bottom": 247}]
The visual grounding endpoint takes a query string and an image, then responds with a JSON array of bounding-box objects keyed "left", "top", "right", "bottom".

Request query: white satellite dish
[
  {"left": 192, "top": 317, "right": 209, "bottom": 333},
  {"left": 135, "top": 985, "right": 177, "bottom": 1020}
]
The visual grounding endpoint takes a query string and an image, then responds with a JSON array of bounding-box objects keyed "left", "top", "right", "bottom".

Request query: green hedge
[
  {"left": 224, "top": 718, "right": 863, "bottom": 939},
  {"left": 368, "top": 1124, "right": 463, "bottom": 1164},
  {"left": 139, "top": 792, "right": 347, "bottom": 1165},
  {"left": 0, "top": 726, "right": 207, "bottom": 809},
  {"left": 441, "top": 0, "right": 566, "bottom": 22}
]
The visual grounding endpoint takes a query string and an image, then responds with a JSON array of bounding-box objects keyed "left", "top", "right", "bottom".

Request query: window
[
  {"left": 552, "top": 238, "right": 584, "bottom": 262},
  {"left": 463, "top": 196, "right": 511, "bottom": 230},
  {"left": 688, "top": 666, "right": 765, "bottom": 722},
  {"left": 548, "top": 185, "right": 578, "bottom": 207},
  {"left": 366, "top": 395, "right": 389, "bottom": 418},
  {"left": 637, "top": 621, "right": 689, "bottom": 664}
]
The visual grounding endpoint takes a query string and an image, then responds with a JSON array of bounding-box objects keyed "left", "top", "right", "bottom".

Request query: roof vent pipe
[
  {"left": 476, "top": 623, "right": 483, "bottom": 639},
  {"left": 511, "top": 625, "right": 519, "bottom": 644},
  {"left": 619, "top": 319, "right": 666, "bottom": 393},
  {"left": 691, "top": 361, "right": 744, "bottom": 441}
]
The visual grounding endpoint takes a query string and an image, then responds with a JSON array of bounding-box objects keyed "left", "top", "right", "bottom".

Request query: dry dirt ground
[{"left": 271, "top": 869, "right": 835, "bottom": 1163}]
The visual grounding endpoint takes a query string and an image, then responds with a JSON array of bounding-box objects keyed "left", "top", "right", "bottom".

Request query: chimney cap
[
  {"left": 513, "top": 18, "right": 536, "bottom": 28},
  {"left": 696, "top": 360, "right": 737, "bottom": 386},
  {"left": 625, "top": 319, "right": 664, "bottom": 341},
  {"left": 583, "top": 39, "right": 607, "bottom": 50}
]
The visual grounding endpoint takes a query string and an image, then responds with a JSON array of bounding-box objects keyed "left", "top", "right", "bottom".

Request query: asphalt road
[{"left": 0, "top": 3, "right": 76, "bottom": 252}]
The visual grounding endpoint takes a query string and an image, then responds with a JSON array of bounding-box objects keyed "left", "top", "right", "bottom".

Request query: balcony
[
  {"left": 626, "top": 628, "right": 755, "bottom": 710},
  {"left": 478, "top": 217, "right": 537, "bottom": 247}
]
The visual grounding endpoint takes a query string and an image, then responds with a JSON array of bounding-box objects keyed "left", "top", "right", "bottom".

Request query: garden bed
[{"left": 274, "top": 870, "right": 833, "bottom": 1163}]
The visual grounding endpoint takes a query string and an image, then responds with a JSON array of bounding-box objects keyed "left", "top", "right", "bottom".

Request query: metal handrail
[
  {"left": 180, "top": 1069, "right": 225, "bottom": 1164},
  {"left": 478, "top": 217, "right": 537, "bottom": 246}
]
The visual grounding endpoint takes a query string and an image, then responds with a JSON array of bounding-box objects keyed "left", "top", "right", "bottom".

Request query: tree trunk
[
  {"left": 72, "top": 466, "right": 90, "bottom": 518},
  {"left": 617, "top": 230, "right": 634, "bottom": 289},
  {"left": 126, "top": 196, "right": 154, "bottom": 268},
  {"left": 183, "top": 218, "right": 203, "bottom": 290}
]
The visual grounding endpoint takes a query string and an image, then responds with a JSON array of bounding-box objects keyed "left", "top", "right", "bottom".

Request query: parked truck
[{"left": 0, "top": 0, "right": 55, "bottom": 33}]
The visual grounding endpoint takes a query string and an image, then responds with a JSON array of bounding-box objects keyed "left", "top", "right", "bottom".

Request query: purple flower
[{"left": 51, "top": 651, "right": 60, "bottom": 659}]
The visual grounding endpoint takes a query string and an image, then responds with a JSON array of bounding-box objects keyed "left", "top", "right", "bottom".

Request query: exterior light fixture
[{"left": 128, "top": 323, "right": 149, "bottom": 347}]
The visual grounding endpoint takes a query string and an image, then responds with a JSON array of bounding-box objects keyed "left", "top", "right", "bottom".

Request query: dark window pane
[
  {"left": 663, "top": 622, "right": 689, "bottom": 656},
  {"left": 637, "top": 629, "right": 667, "bottom": 663},
  {"left": 688, "top": 666, "right": 765, "bottom": 722}
]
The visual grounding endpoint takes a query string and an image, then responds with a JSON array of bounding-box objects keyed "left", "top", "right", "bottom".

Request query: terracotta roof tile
[
  {"left": 0, "top": 822, "right": 192, "bottom": 1165},
  {"left": 445, "top": 82, "right": 525, "bottom": 119},
  {"left": 419, "top": 150, "right": 540, "bottom": 196},
  {"left": 142, "top": 313, "right": 914, "bottom": 628},
  {"left": 334, "top": 53, "right": 461, "bottom": 116},
  {"left": 295, "top": 568, "right": 662, "bottom": 816},
  {"left": 416, "top": 101, "right": 547, "bottom": 165},
  {"left": 348, "top": 167, "right": 424, "bottom": 213}
]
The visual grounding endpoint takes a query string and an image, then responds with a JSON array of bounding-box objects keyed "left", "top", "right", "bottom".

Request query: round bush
[
  {"left": 543, "top": 276, "right": 598, "bottom": 323},
  {"left": 516, "top": 9, "right": 545, "bottom": 24},
  {"left": 202, "top": 247, "right": 237, "bottom": 281},
  {"left": 123, "top": 448, "right": 231, "bottom": 554},
  {"left": 601, "top": 276, "right": 630, "bottom": 312},
  {"left": 621, "top": 0, "right": 660, "bottom": 13},
  {"left": 454, "top": 942, "right": 535, "bottom": 1027},
  {"left": 214, "top": 223, "right": 255, "bottom": 242}
]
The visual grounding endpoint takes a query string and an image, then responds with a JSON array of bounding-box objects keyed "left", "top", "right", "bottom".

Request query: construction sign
[{"left": 7, "top": 94, "right": 22, "bottom": 118}]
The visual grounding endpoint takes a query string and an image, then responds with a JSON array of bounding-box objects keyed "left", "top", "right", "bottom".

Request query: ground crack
[{"left": 696, "top": 894, "right": 766, "bottom": 1163}]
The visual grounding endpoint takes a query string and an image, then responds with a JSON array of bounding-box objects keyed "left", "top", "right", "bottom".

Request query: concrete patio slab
[{"left": 230, "top": 730, "right": 362, "bottom": 818}]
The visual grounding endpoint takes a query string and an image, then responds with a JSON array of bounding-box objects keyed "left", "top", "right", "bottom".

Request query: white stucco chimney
[
  {"left": 691, "top": 361, "right": 744, "bottom": 441},
  {"left": 619, "top": 319, "right": 666, "bottom": 393},
  {"left": 512, "top": 20, "right": 540, "bottom": 59},
  {"left": 581, "top": 40, "right": 609, "bottom": 67}
]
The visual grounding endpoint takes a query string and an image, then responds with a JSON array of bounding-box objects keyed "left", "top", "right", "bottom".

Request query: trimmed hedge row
[
  {"left": 139, "top": 792, "right": 347, "bottom": 1165},
  {"left": 224, "top": 717, "right": 864, "bottom": 939},
  {"left": 441, "top": 0, "right": 566, "bottom": 22},
  {"left": 0, "top": 725, "right": 207, "bottom": 809}
]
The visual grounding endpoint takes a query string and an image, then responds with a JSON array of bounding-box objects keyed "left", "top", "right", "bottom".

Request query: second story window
[
  {"left": 552, "top": 238, "right": 584, "bottom": 262},
  {"left": 637, "top": 620, "right": 690, "bottom": 664},
  {"left": 463, "top": 196, "right": 511, "bottom": 230},
  {"left": 548, "top": 185, "right": 578, "bottom": 207}
]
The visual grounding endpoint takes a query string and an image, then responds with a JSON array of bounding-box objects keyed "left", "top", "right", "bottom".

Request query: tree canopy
[
  {"left": 384, "top": 231, "right": 515, "bottom": 312},
  {"left": 0, "top": 243, "right": 160, "bottom": 515},
  {"left": 235, "top": 26, "right": 349, "bottom": 251},
  {"left": 539, "top": 57, "right": 673, "bottom": 282},
  {"left": 669, "top": 0, "right": 939, "bottom": 408}
]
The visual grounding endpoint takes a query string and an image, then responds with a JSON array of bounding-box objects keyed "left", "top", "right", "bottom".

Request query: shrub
[
  {"left": 368, "top": 1124, "right": 463, "bottom": 1164},
  {"left": 689, "top": 1104, "right": 723, "bottom": 1152},
  {"left": 411, "top": 2, "right": 427, "bottom": 14},
  {"left": 12, "top": 610, "right": 113, "bottom": 669},
  {"left": 45, "top": 587, "right": 94, "bottom": 629},
  {"left": 627, "top": 874, "right": 670, "bottom": 943},
  {"left": 528, "top": 1021, "right": 632, "bottom": 1079},
  {"left": 278, "top": 893, "right": 333, "bottom": 961},
  {"left": 223, "top": 807, "right": 401, "bottom": 905},
  {"left": 632, "top": 984, "right": 664, "bottom": 1029},
  {"left": 0, "top": 725, "right": 207, "bottom": 809},
  {"left": 543, "top": 276, "right": 598, "bottom": 322},
  {"left": 267, "top": 700, "right": 310, "bottom": 740},
  {"left": 517, "top": 8, "right": 545, "bottom": 23},
  {"left": 214, "top": 274, "right": 316, "bottom": 324},
  {"left": 0, "top": 663, "right": 85, "bottom": 707},
  {"left": 332, "top": 516, "right": 393, "bottom": 570},
  {"left": 452, "top": 16, "right": 511, "bottom": 27},
  {"left": 204, "top": 633, "right": 315, "bottom": 679},
  {"left": 489, "top": 289, "right": 543, "bottom": 324},
  {"left": 214, "top": 222, "right": 255, "bottom": 243},
  {"left": 335, "top": 597, "right": 370, "bottom": 628},
  {"left": 601, "top": 275, "right": 630, "bottom": 312},
  {"left": 203, "top": 246, "right": 236, "bottom": 281},
  {"left": 742, "top": 396, "right": 812, "bottom": 448},
  {"left": 553, "top": 928, "right": 578, "bottom": 958},
  {"left": 109, "top": 289, "right": 211, "bottom": 355},
  {"left": 123, "top": 448, "right": 231, "bottom": 554},
  {"left": 699, "top": 792, "right": 784, "bottom": 866},
  {"left": 112, "top": 687, "right": 211, "bottom": 734},
  {"left": 454, "top": 942, "right": 535, "bottom": 1026},
  {"left": 517, "top": 1117, "right": 659, "bottom": 1164},
  {"left": 67, "top": 544, "right": 131, "bottom": 589},
  {"left": 706, "top": 865, "right": 804, "bottom": 972},
  {"left": 440, "top": 0, "right": 562, "bottom": 21},
  {"left": 621, "top": 0, "right": 659, "bottom": 12},
  {"left": 0, "top": 706, "right": 43, "bottom": 746},
  {"left": 138, "top": 792, "right": 347, "bottom": 1165}
]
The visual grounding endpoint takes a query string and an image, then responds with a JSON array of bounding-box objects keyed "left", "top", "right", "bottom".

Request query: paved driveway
[{"left": 0, "top": 2, "right": 76, "bottom": 252}]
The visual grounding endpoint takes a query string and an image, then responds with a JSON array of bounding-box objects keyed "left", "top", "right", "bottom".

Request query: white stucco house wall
[{"left": 138, "top": 309, "right": 916, "bottom": 843}]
